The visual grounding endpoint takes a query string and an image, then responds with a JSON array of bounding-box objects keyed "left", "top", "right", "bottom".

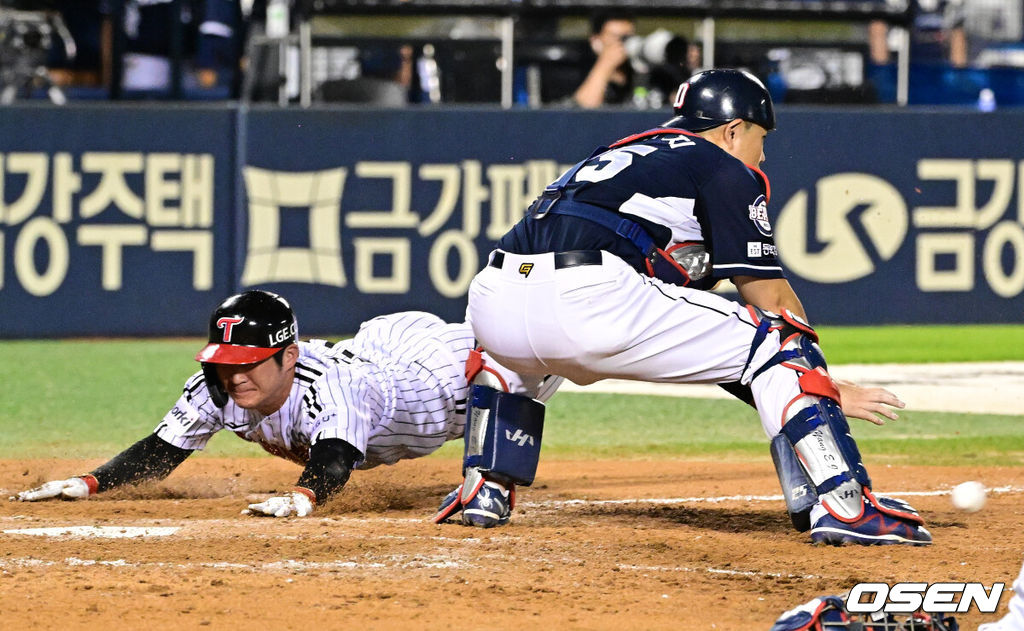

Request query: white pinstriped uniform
[{"left": 156, "top": 312, "right": 559, "bottom": 469}]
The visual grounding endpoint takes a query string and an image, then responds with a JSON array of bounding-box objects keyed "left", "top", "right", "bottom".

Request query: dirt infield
[{"left": 3, "top": 456, "right": 1023, "bottom": 630}]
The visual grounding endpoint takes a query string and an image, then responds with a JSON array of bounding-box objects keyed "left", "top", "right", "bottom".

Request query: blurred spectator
[
  {"left": 965, "top": 0, "right": 1024, "bottom": 67},
  {"left": 315, "top": 44, "right": 413, "bottom": 105},
  {"left": 46, "top": 0, "right": 108, "bottom": 91},
  {"left": 194, "top": 0, "right": 245, "bottom": 91},
  {"left": 118, "top": 0, "right": 242, "bottom": 95},
  {"left": 566, "top": 11, "right": 699, "bottom": 109},
  {"left": 571, "top": 9, "right": 636, "bottom": 108},
  {"left": 635, "top": 29, "right": 701, "bottom": 107},
  {"left": 869, "top": 0, "right": 968, "bottom": 67}
]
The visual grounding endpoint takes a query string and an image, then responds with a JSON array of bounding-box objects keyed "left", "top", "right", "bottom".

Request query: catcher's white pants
[
  {"left": 979, "top": 557, "right": 1024, "bottom": 631},
  {"left": 466, "top": 250, "right": 804, "bottom": 437}
]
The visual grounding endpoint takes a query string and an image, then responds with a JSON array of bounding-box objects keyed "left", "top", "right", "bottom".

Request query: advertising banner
[
  {"left": 0, "top": 105, "right": 238, "bottom": 336},
  {"left": 2, "top": 105, "right": 1022, "bottom": 337}
]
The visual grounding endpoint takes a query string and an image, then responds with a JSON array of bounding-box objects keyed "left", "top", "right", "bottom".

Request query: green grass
[
  {"left": 816, "top": 324, "right": 1024, "bottom": 364},
  {"left": 538, "top": 393, "right": 1024, "bottom": 466},
  {"left": 2, "top": 325, "right": 1023, "bottom": 464},
  {"left": 0, "top": 339, "right": 264, "bottom": 459}
]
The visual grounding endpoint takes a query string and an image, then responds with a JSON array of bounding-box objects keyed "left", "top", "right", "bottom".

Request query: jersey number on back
[{"left": 575, "top": 145, "right": 658, "bottom": 183}]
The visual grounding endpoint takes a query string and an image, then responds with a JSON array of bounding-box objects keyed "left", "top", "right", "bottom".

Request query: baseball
[{"left": 950, "top": 481, "right": 987, "bottom": 512}]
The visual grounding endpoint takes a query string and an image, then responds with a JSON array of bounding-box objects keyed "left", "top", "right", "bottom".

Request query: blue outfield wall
[{"left": 1, "top": 103, "right": 1022, "bottom": 337}]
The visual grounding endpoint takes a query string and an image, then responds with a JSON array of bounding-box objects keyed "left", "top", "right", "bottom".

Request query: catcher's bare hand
[
  {"left": 243, "top": 491, "right": 314, "bottom": 517},
  {"left": 11, "top": 477, "right": 91, "bottom": 502},
  {"left": 836, "top": 380, "right": 905, "bottom": 426}
]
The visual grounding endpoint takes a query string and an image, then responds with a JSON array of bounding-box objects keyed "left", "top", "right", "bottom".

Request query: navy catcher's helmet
[
  {"left": 662, "top": 68, "right": 776, "bottom": 132},
  {"left": 195, "top": 290, "right": 297, "bottom": 365}
]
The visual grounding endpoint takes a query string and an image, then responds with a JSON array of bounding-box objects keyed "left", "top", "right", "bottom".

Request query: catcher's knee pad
[
  {"left": 743, "top": 307, "right": 829, "bottom": 386},
  {"left": 463, "top": 384, "right": 545, "bottom": 488}
]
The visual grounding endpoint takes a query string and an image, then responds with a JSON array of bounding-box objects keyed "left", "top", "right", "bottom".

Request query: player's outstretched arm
[
  {"left": 244, "top": 438, "right": 362, "bottom": 517},
  {"left": 10, "top": 433, "right": 192, "bottom": 502},
  {"left": 731, "top": 276, "right": 906, "bottom": 425},
  {"left": 835, "top": 380, "right": 905, "bottom": 426},
  {"left": 11, "top": 477, "right": 96, "bottom": 502}
]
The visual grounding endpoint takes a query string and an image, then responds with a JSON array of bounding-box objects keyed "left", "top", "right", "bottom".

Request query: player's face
[
  {"left": 215, "top": 345, "right": 297, "bottom": 414},
  {"left": 731, "top": 121, "right": 768, "bottom": 167}
]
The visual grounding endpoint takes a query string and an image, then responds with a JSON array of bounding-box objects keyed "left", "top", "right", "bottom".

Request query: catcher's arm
[
  {"left": 733, "top": 276, "right": 807, "bottom": 321},
  {"left": 244, "top": 438, "right": 362, "bottom": 517},
  {"left": 11, "top": 433, "right": 192, "bottom": 501},
  {"left": 719, "top": 380, "right": 904, "bottom": 426},
  {"left": 731, "top": 277, "right": 905, "bottom": 425}
]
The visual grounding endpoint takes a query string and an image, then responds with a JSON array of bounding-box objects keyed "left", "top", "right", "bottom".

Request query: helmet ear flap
[{"left": 202, "top": 363, "right": 229, "bottom": 408}]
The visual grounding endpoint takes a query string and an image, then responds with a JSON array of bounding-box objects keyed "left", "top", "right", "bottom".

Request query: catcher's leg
[
  {"left": 744, "top": 308, "right": 931, "bottom": 546},
  {"left": 979, "top": 556, "right": 1024, "bottom": 631},
  {"left": 434, "top": 349, "right": 546, "bottom": 528}
]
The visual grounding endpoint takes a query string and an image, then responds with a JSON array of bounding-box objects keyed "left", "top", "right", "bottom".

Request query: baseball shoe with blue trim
[
  {"left": 810, "top": 489, "right": 932, "bottom": 546},
  {"left": 461, "top": 481, "right": 513, "bottom": 528}
]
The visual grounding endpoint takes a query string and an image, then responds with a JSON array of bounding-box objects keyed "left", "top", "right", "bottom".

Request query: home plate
[{"left": 2, "top": 526, "right": 180, "bottom": 538}]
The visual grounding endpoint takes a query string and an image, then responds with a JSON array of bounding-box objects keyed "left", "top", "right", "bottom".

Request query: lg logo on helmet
[
  {"left": 217, "top": 317, "right": 244, "bottom": 342},
  {"left": 267, "top": 323, "right": 296, "bottom": 346}
]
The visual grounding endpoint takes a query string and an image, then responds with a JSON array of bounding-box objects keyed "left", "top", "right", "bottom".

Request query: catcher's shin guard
[
  {"left": 751, "top": 310, "right": 930, "bottom": 544},
  {"left": 779, "top": 396, "right": 871, "bottom": 521},
  {"left": 434, "top": 348, "right": 545, "bottom": 526},
  {"left": 770, "top": 433, "right": 817, "bottom": 532},
  {"left": 462, "top": 384, "right": 545, "bottom": 488},
  {"left": 747, "top": 309, "right": 869, "bottom": 522}
]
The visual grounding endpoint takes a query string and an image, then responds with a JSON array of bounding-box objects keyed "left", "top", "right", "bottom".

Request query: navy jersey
[{"left": 498, "top": 129, "right": 784, "bottom": 286}]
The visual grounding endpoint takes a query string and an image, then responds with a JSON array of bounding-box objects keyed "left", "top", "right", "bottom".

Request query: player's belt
[{"left": 489, "top": 250, "right": 602, "bottom": 270}]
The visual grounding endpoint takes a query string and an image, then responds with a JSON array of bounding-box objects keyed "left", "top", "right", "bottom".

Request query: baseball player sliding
[
  {"left": 11, "top": 290, "right": 558, "bottom": 521},
  {"left": 454, "top": 68, "right": 931, "bottom": 545}
]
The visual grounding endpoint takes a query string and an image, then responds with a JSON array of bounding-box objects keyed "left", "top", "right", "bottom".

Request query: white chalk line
[
  {"left": 619, "top": 564, "right": 822, "bottom": 580},
  {"left": 0, "top": 555, "right": 463, "bottom": 572},
  {"left": 520, "top": 485, "right": 1024, "bottom": 509}
]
